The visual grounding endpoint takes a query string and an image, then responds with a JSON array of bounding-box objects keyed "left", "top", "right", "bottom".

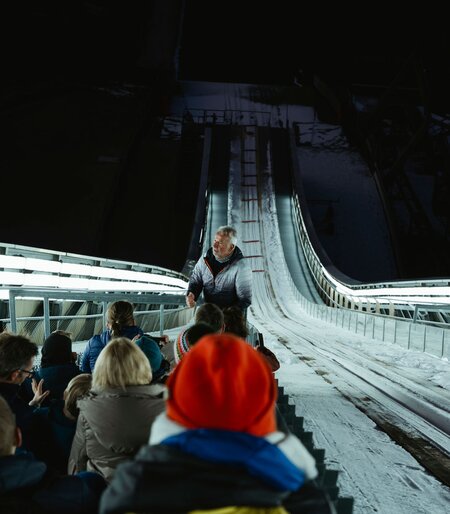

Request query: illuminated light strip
[
  {"left": 0, "top": 271, "right": 186, "bottom": 293},
  {"left": 322, "top": 267, "right": 450, "bottom": 299},
  {"left": 0, "top": 255, "right": 188, "bottom": 289},
  {"left": 291, "top": 194, "right": 450, "bottom": 303}
]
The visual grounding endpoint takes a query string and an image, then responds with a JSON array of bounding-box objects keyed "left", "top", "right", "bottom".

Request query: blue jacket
[
  {"left": 0, "top": 452, "right": 105, "bottom": 514},
  {"left": 80, "top": 326, "right": 144, "bottom": 373},
  {"left": 187, "top": 247, "right": 252, "bottom": 310}
]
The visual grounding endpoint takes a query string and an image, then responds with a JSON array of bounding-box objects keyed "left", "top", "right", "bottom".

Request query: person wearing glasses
[{"left": 0, "top": 332, "right": 51, "bottom": 458}]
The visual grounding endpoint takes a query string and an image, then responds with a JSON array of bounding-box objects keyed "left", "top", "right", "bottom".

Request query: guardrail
[
  {"left": 184, "top": 108, "right": 272, "bottom": 127},
  {"left": 3, "top": 288, "right": 185, "bottom": 336},
  {"left": 285, "top": 128, "right": 450, "bottom": 358},
  {"left": 0, "top": 241, "right": 188, "bottom": 283}
]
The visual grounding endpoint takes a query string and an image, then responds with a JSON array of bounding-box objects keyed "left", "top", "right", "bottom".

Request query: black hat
[{"left": 41, "top": 332, "right": 72, "bottom": 368}]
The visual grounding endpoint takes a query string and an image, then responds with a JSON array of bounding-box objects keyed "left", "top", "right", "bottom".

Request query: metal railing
[
  {"left": 184, "top": 108, "right": 272, "bottom": 127},
  {"left": 284, "top": 128, "right": 450, "bottom": 358},
  {"left": 0, "top": 288, "right": 190, "bottom": 344}
]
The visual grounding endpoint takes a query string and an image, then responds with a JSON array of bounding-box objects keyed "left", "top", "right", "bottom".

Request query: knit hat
[
  {"left": 135, "top": 335, "right": 163, "bottom": 373},
  {"left": 41, "top": 332, "right": 73, "bottom": 368},
  {"left": 167, "top": 334, "right": 277, "bottom": 436},
  {"left": 174, "top": 323, "right": 215, "bottom": 364},
  {"left": 174, "top": 328, "right": 189, "bottom": 364}
]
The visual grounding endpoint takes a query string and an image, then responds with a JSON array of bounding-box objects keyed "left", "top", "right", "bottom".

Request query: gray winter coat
[
  {"left": 68, "top": 384, "right": 165, "bottom": 482},
  {"left": 187, "top": 247, "right": 252, "bottom": 310}
]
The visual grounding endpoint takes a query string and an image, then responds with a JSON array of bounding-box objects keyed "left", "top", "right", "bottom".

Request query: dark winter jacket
[
  {"left": 100, "top": 412, "right": 325, "bottom": 514},
  {"left": 0, "top": 383, "right": 51, "bottom": 460},
  {"left": 36, "top": 363, "right": 80, "bottom": 401},
  {"left": 100, "top": 444, "right": 333, "bottom": 514},
  {"left": 80, "top": 326, "right": 144, "bottom": 373},
  {"left": 34, "top": 399, "right": 77, "bottom": 473},
  {"left": 0, "top": 452, "right": 105, "bottom": 514},
  {"left": 20, "top": 363, "right": 81, "bottom": 407},
  {"left": 187, "top": 247, "right": 252, "bottom": 310}
]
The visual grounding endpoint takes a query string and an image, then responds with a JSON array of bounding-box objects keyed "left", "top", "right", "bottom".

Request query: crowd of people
[{"left": 0, "top": 226, "right": 333, "bottom": 513}]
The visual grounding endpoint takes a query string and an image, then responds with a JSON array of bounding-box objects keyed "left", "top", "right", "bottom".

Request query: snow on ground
[
  {"left": 265, "top": 332, "right": 450, "bottom": 514},
  {"left": 173, "top": 80, "right": 397, "bottom": 284},
  {"left": 67, "top": 81, "right": 450, "bottom": 514}
]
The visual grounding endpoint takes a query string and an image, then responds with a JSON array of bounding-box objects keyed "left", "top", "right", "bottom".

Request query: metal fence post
[
  {"left": 9, "top": 291, "right": 17, "bottom": 334},
  {"left": 441, "top": 330, "right": 445, "bottom": 358},
  {"left": 407, "top": 323, "right": 412, "bottom": 349},
  {"left": 102, "top": 302, "right": 108, "bottom": 330},
  {"left": 43, "top": 297, "right": 51, "bottom": 340},
  {"left": 160, "top": 304, "right": 165, "bottom": 336},
  {"left": 423, "top": 325, "right": 426, "bottom": 352}
]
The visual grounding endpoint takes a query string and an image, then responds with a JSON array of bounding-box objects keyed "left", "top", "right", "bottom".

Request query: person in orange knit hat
[{"left": 100, "top": 335, "right": 333, "bottom": 514}]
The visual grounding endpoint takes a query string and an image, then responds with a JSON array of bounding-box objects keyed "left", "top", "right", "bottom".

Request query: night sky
[{"left": 1, "top": 2, "right": 449, "bottom": 274}]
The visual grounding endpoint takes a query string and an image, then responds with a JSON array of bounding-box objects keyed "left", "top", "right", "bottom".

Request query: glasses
[{"left": 18, "top": 369, "right": 35, "bottom": 378}]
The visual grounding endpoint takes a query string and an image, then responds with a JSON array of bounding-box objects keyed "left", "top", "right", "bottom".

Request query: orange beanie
[{"left": 166, "top": 334, "right": 277, "bottom": 436}]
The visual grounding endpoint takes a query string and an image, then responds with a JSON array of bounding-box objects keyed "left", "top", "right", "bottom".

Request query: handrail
[
  {"left": 1, "top": 288, "right": 188, "bottom": 342},
  {"left": 0, "top": 241, "right": 188, "bottom": 281},
  {"left": 287, "top": 128, "right": 450, "bottom": 322}
]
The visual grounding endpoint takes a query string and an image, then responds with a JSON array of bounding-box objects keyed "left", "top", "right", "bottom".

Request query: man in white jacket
[{"left": 186, "top": 226, "right": 252, "bottom": 311}]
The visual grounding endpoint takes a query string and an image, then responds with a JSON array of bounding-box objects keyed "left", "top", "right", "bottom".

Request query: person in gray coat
[
  {"left": 68, "top": 337, "right": 165, "bottom": 482},
  {"left": 186, "top": 226, "right": 252, "bottom": 311}
]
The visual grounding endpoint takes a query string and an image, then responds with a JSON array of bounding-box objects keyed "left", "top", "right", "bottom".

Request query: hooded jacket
[
  {"left": 187, "top": 247, "right": 252, "bottom": 310},
  {"left": 99, "top": 415, "right": 332, "bottom": 514},
  {"left": 68, "top": 384, "right": 165, "bottom": 482},
  {"left": 80, "top": 325, "right": 144, "bottom": 373},
  {"left": 35, "top": 363, "right": 80, "bottom": 403}
]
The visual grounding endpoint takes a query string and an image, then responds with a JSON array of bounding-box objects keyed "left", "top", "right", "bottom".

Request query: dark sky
[
  {"left": 180, "top": 4, "right": 444, "bottom": 86},
  {"left": 3, "top": 2, "right": 448, "bottom": 90},
  {"left": 2, "top": 2, "right": 449, "bottom": 274}
]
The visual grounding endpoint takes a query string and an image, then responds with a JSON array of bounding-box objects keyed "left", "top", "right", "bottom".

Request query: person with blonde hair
[
  {"left": 69, "top": 337, "right": 165, "bottom": 481},
  {"left": 63, "top": 373, "right": 92, "bottom": 419},
  {"left": 80, "top": 300, "right": 144, "bottom": 373},
  {"left": 100, "top": 335, "right": 326, "bottom": 514}
]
